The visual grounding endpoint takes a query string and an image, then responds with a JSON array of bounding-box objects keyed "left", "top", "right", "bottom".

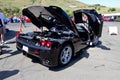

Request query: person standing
[
  {"left": 0, "top": 9, "right": 6, "bottom": 54},
  {"left": 20, "top": 15, "right": 26, "bottom": 27}
]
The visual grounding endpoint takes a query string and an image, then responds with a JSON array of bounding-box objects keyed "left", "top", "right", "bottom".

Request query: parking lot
[{"left": 0, "top": 22, "right": 120, "bottom": 80}]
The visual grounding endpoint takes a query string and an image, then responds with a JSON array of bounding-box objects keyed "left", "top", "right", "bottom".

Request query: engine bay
[{"left": 19, "top": 25, "right": 76, "bottom": 43}]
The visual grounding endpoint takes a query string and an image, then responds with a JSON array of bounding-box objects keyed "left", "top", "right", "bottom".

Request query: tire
[{"left": 59, "top": 44, "right": 73, "bottom": 66}]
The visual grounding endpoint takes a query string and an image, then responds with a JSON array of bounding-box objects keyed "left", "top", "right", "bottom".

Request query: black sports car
[{"left": 16, "top": 6, "right": 103, "bottom": 67}]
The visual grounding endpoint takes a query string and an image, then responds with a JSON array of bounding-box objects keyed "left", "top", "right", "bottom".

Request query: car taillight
[
  {"left": 41, "top": 40, "right": 47, "bottom": 46},
  {"left": 41, "top": 40, "right": 53, "bottom": 48},
  {"left": 46, "top": 42, "right": 53, "bottom": 48},
  {"left": 16, "top": 33, "right": 21, "bottom": 38}
]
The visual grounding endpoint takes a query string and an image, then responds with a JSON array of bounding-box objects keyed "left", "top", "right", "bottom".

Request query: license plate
[{"left": 22, "top": 46, "right": 28, "bottom": 52}]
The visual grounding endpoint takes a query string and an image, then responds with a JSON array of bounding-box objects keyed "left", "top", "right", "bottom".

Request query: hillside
[
  {"left": 0, "top": 0, "right": 120, "bottom": 16},
  {"left": 0, "top": 0, "right": 88, "bottom": 9}
]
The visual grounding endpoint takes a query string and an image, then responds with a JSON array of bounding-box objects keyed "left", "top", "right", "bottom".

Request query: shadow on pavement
[
  {"left": 0, "top": 50, "right": 21, "bottom": 60},
  {"left": 0, "top": 70, "right": 19, "bottom": 80},
  {"left": 96, "top": 41, "right": 111, "bottom": 50},
  {"left": 5, "top": 40, "right": 16, "bottom": 44},
  {"left": 5, "top": 30, "right": 18, "bottom": 41}
]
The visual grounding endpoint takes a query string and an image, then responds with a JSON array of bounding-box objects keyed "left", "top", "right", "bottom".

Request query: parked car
[
  {"left": 25, "top": 17, "right": 31, "bottom": 23},
  {"left": 16, "top": 6, "right": 103, "bottom": 67}
]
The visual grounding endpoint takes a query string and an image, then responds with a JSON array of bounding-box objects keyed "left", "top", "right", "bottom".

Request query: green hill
[
  {"left": 0, "top": 0, "right": 88, "bottom": 9},
  {"left": 0, "top": 0, "right": 88, "bottom": 17},
  {"left": 0, "top": 0, "right": 120, "bottom": 17}
]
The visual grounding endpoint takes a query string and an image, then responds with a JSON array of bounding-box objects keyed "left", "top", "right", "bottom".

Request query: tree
[
  {"left": 108, "top": 8, "right": 116, "bottom": 12},
  {"left": 3, "top": 7, "right": 20, "bottom": 17}
]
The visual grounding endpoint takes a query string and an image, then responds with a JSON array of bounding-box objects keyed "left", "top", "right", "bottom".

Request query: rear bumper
[{"left": 16, "top": 40, "right": 60, "bottom": 67}]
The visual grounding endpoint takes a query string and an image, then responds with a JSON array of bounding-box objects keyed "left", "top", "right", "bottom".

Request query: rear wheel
[{"left": 59, "top": 44, "right": 73, "bottom": 66}]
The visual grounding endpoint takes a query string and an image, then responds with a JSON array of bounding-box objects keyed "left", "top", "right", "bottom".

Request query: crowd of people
[{"left": 6, "top": 15, "right": 31, "bottom": 23}]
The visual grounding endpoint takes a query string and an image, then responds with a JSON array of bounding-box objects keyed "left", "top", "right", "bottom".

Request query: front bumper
[{"left": 16, "top": 39, "right": 60, "bottom": 67}]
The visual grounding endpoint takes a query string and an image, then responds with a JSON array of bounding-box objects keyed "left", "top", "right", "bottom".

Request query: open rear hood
[
  {"left": 22, "top": 6, "right": 53, "bottom": 29},
  {"left": 22, "top": 6, "right": 78, "bottom": 34}
]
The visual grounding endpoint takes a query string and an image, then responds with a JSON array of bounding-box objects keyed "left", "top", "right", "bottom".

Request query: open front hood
[{"left": 22, "top": 6, "right": 78, "bottom": 34}]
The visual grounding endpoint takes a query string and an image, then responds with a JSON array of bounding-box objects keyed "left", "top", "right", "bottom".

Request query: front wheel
[{"left": 59, "top": 44, "right": 73, "bottom": 66}]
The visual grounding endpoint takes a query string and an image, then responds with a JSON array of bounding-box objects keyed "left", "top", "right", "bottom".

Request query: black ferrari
[{"left": 16, "top": 6, "right": 103, "bottom": 67}]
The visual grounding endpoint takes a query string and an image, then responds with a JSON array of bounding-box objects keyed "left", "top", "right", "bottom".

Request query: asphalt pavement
[{"left": 0, "top": 22, "right": 120, "bottom": 80}]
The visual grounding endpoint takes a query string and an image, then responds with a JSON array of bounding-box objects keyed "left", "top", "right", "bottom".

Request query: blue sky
[{"left": 77, "top": 0, "right": 120, "bottom": 8}]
